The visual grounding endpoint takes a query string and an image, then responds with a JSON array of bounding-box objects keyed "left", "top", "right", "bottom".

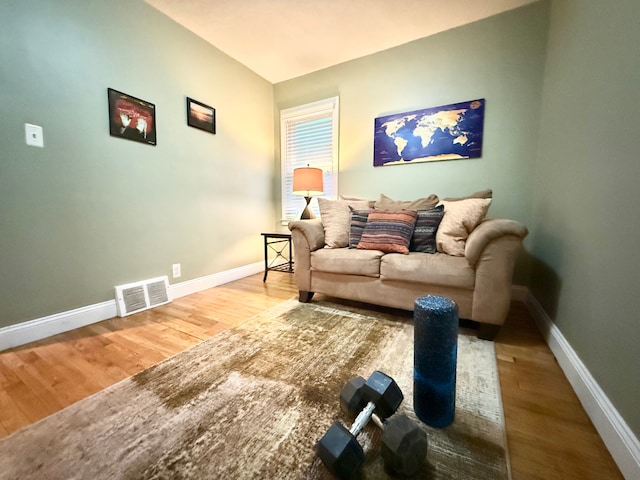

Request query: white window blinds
[{"left": 280, "top": 97, "right": 339, "bottom": 223}]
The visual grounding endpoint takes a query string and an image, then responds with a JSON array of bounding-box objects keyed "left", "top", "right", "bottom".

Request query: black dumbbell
[
  {"left": 340, "top": 374, "right": 428, "bottom": 477},
  {"left": 318, "top": 371, "right": 427, "bottom": 478},
  {"left": 318, "top": 371, "right": 403, "bottom": 479},
  {"left": 379, "top": 414, "right": 429, "bottom": 476}
]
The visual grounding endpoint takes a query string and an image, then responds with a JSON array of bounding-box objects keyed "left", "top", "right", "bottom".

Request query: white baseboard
[
  {"left": 169, "top": 262, "right": 263, "bottom": 299},
  {"left": 523, "top": 290, "right": 640, "bottom": 480},
  {"left": 0, "top": 301, "right": 118, "bottom": 352},
  {"left": 0, "top": 262, "right": 264, "bottom": 352}
]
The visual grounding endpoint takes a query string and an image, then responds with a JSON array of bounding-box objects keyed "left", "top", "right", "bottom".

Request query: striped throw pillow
[
  {"left": 349, "top": 208, "right": 370, "bottom": 248},
  {"left": 357, "top": 210, "right": 418, "bottom": 254},
  {"left": 410, "top": 205, "right": 445, "bottom": 253}
]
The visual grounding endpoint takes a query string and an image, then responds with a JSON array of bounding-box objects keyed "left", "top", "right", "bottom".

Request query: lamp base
[{"left": 300, "top": 196, "right": 316, "bottom": 220}]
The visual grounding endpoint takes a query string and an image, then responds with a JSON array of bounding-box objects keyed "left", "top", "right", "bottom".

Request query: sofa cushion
[
  {"left": 375, "top": 193, "right": 439, "bottom": 211},
  {"left": 410, "top": 205, "right": 445, "bottom": 253},
  {"left": 311, "top": 247, "right": 383, "bottom": 277},
  {"left": 340, "top": 195, "right": 376, "bottom": 208},
  {"left": 318, "top": 198, "right": 371, "bottom": 248},
  {"left": 436, "top": 197, "right": 492, "bottom": 256},
  {"left": 348, "top": 208, "right": 369, "bottom": 248},
  {"left": 442, "top": 189, "right": 493, "bottom": 201},
  {"left": 357, "top": 209, "right": 417, "bottom": 254},
  {"left": 380, "top": 252, "right": 475, "bottom": 289}
]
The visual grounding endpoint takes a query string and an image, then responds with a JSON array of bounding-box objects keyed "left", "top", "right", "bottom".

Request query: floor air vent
[{"left": 115, "top": 276, "right": 171, "bottom": 317}]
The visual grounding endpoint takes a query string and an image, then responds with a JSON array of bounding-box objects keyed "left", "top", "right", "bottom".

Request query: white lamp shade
[{"left": 292, "top": 167, "right": 324, "bottom": 196}]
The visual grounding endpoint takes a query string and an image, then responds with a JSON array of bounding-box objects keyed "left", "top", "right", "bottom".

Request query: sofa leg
[
  {"left": 478, "top": 323, "right": 501, "bottom": 341},
  {"left": 298, "top": 291, "right": 315, "bottom": 303}
]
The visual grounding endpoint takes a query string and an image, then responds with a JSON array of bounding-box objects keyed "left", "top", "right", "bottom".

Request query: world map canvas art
[{"left": 373, "top": 99, "right": 485, "bottom": 166}]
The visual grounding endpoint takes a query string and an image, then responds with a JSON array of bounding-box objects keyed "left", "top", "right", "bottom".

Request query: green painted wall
[
  {"left": 274, "top": 2, "right": 550, "bottom": 285},
  {"left": 532, "top": 0, "right": 640, "bottom": 437},
  {"left": 0, "top": 1, "right": 275, "bottom": 327}
]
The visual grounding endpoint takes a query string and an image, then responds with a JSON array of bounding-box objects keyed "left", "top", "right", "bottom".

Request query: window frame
[{"left": 280, "top": 96, "right": 339, "bottom": 224}]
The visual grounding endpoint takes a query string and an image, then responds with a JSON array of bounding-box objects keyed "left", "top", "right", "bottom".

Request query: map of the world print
[{"left": 373, "top": 99, "right": 485, "bottom": 167}]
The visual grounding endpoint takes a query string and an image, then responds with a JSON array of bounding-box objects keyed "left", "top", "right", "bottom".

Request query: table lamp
[{"left": 293, "top": 166, "right": 324, "bottom": 219}]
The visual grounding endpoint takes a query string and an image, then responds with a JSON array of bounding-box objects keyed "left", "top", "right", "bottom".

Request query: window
[{"left": 280, "top": 96, "right": 339, "bottom": 223}]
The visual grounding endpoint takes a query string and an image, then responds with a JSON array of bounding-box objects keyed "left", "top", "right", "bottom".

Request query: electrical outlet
[
  {"left": 172, "top": 263, "right": 181, "bottom": 278},
  {"left": 25, "top": 123, "right": 44, "bottom": 148}
]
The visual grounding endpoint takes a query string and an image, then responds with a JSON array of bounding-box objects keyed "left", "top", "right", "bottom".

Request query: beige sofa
[{"left": 288, "top": 194, "right": 528, "bottom": 340}]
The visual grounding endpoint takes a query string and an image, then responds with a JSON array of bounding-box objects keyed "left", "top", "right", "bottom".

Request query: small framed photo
[
  {"left": 107, "top": 88, "right": 156, "bottom": 146},
  {"left": 187, "top": 97, "right": 216, "bottom": 134}
]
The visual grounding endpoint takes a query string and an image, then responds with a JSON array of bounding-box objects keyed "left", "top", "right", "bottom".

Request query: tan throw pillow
[
  {"left": 318, "top": 198, "right": 371, "bottom": 248},
  {"left": 436, "top": 198, "right": 492, "bottom": 256},
  {"left": 375, "top": 193, "right": 439, "bottom": 211}
]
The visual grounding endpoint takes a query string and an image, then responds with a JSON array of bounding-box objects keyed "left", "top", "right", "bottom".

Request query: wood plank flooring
[{"left": 0, "top": 273, "right": 623, "bottom": 479}]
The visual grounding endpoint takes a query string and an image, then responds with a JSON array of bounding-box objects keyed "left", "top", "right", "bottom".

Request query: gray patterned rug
[{"left": 0, "top": 298, "right": 510, "bottom": 479}]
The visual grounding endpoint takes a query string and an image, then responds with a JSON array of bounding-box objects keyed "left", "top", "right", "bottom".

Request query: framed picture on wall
[
  {"left": 107, "top": 88, "right": 157, "bottom": 146},
  {"left": 373, "top": 98, "right": 485, "bottom": 166},
  {"left": 186, "top": 97, "right": 216, "bottom": 134}
]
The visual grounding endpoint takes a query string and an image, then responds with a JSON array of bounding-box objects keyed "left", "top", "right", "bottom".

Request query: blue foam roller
[{"left": 413, "top": 295, "right": 458, "bottom": 428}]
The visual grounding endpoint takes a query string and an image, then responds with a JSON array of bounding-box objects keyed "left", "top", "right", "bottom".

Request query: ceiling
[{"left": 144, "top": 0, "right": 539, "bottom": 84}]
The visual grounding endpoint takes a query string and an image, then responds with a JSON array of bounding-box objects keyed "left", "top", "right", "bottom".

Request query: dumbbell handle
[
  {"left": 350, "top": 402, "right": 375, "bottom": 437},
  {"left": 349, "top": 402, "right": 385, "bottom": 437}
]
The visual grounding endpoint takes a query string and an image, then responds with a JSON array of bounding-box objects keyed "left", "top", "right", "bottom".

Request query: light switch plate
[{"left": 25, "top": 123, "right": 44, "bottom": 148}]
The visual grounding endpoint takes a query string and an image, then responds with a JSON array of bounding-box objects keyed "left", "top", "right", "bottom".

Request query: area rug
[{"left": 0, "top": 298, "right": 510, "bottom": 479}]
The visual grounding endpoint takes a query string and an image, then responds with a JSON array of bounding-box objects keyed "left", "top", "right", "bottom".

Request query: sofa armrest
[
  {"left": 288, "top": 219, "right": 325, "bottom": 293},
  {"left": 466, "top": 218, "right": 528, "bottom": 327},
  {"left": 288, "top": 219, "right": 325, "bottom": 252},
  {"left": 465, "top": 218, "right": 528, "bottom": 267}
]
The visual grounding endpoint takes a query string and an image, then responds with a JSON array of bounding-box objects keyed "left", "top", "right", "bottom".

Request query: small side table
[{"left": 261, "top": 232, "right": 294, "bottom": 282}]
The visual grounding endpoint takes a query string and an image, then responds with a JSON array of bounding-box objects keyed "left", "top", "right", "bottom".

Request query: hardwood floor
[{"left": 0, "top": 273, "right": 623, "bottom": 479}]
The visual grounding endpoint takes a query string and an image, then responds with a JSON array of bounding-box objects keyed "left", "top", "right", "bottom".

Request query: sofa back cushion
[
  {"left": 357, "top": 209, "right": 417, "bottom": 254},
  {"left": 442, "top": 189, "right": 493, "bottom": 201},
  {"left": 375, "top": 193, "right": 439, "bottom": 211}
]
